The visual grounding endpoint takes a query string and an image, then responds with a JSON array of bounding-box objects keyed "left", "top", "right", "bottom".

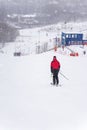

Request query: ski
[{"left": 50, "top": 83, "right": 62, "bottom": 87}]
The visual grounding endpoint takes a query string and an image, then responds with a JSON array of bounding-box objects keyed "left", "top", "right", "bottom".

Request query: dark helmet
[{"left": 53, "top": 56, "right": 56, "bottom": 60}]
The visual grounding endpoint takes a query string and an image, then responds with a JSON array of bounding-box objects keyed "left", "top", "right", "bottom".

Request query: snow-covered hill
[
  {"left": 0, "top": 21, "right": 87, "bottom": 130},
  {"left": 0, "top": 47, "right": 87, "bottom": 130},
  {"left": 1, "top": 21, "right": 87, "bottom": 56},
  {"left": 2, "top": 0, "right": 87, "bottom": 25}
]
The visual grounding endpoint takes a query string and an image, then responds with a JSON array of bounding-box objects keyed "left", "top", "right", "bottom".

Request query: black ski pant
[{"left": 52, "top": 69, "right": 59, "bottom": 85}]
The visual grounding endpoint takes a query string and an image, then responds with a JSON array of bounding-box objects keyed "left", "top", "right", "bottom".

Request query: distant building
[
  {"left": 61, "top": 32, "right": 83, "bottom": 46},
  {"left": 82, "top": 40, "right": 87, "bottom": 45}
]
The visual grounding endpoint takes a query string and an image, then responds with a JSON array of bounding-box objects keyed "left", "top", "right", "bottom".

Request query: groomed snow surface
[
  {"left": 0, "top": 47, "right": 87, "bottom": 130},
  {"left": 0, "top": 22, "right": 87, "bottom": 130}
]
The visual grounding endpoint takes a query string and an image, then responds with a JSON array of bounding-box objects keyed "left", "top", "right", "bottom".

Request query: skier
[{"left": 50, "top": 56, "right": 60, "bottom": 86}]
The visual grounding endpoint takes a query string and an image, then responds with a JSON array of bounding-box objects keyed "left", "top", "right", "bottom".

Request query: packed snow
[{"left": 0, "top": 22, "right": 87, "bottom": 130}]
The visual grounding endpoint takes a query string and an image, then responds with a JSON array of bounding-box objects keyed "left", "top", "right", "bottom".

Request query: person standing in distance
[{"left": 50, "top": 56, "right": 60, "bottom": 86}]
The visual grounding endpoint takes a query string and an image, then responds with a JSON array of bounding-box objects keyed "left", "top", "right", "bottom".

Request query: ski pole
[{"left": 59, "top": 71, "right": 69, "bottom": 80}]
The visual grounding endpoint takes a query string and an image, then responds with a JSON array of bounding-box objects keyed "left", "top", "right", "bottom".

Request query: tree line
[{"left": 0, "top": 22, "right": 19, "bottom": 48}]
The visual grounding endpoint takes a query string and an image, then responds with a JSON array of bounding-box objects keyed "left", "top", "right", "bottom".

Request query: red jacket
[{"left": 51, "top": 58, "right": 60, "bottom": 70}]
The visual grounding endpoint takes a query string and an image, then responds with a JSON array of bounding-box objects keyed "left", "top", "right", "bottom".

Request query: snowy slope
[
  {"left": 0, "top": 21, "right": 87, "bottom": 130},
  {"left": 0, "top": 48, "right": 87, "bottom": 130}
]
